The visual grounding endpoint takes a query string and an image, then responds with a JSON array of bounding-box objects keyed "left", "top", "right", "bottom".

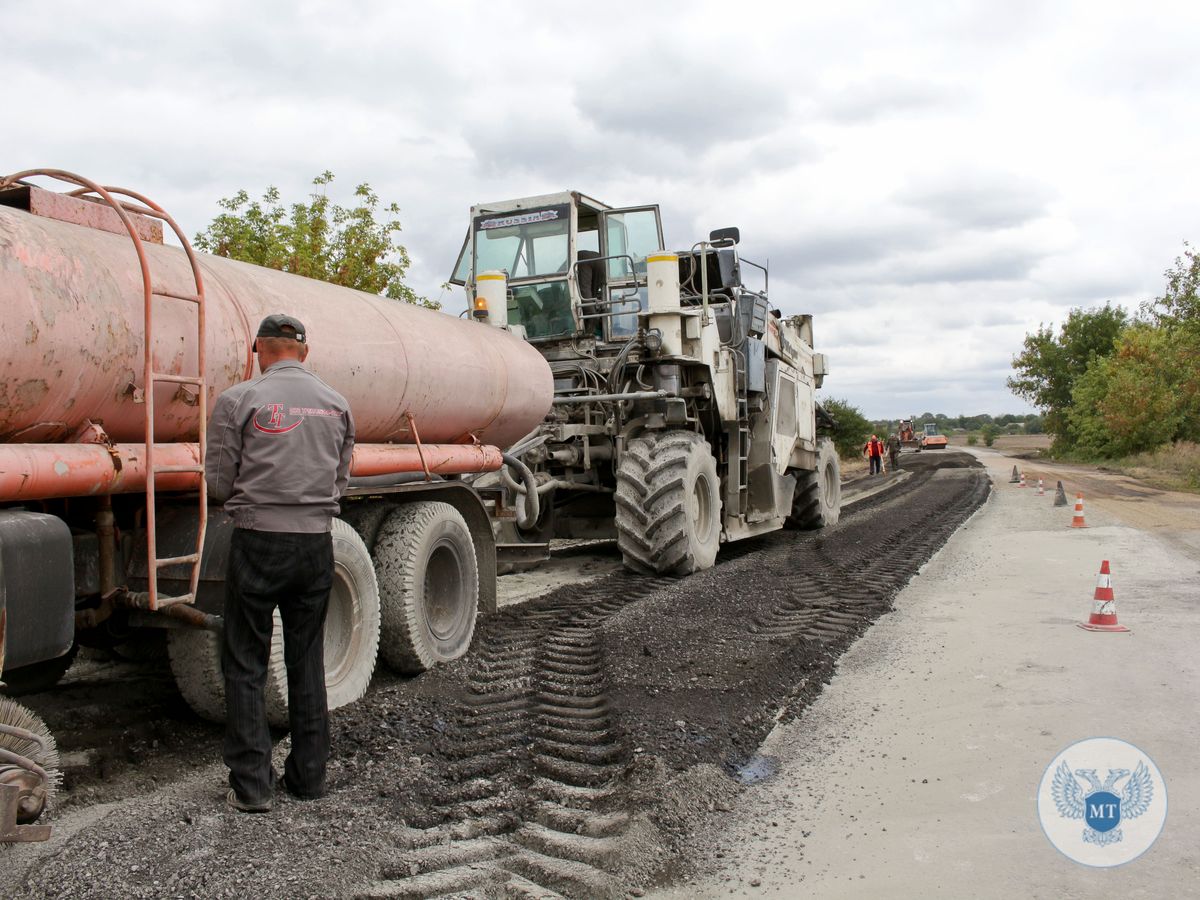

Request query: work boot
[
  {"left": 276, "top": 774, "right": 325, "bottom": 801},
  {"left": 226, "top": 788, "right": 272, "bottom": 814}
]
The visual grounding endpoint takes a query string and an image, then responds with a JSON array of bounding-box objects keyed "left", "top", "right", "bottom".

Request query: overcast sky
[{"left": 6, "top": 1, "right": 1198, "bottom": 418}]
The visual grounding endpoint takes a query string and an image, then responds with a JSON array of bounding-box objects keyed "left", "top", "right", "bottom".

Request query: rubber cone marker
[
  {"left": 1019, "top": 473, "right": 1027, "bottom": 488},
  {"left": 1009, "top": 465, "right": 1020, "bottom": 483},
  {"left": 1037, "top": 478, "right": 1045, "bottom": 496},
  {"left": 1077, "top": 560, "right": 1130, "bottom": 632},
  {"left": 1054, "top": 481, "right": 1068, "bottom": 507},
  {"left": 1069, "top": 493, "right": 1088, "bottom": 528}
]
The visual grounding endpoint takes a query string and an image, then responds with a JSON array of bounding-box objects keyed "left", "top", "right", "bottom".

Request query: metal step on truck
[
  {"left": 0, "top": 169, "right": 553, "bottom": 840},
  {"left": 449, "top": 191, "right": 842, "bottom": 576}
]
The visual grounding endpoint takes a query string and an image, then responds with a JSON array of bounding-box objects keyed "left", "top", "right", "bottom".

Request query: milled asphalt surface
[{"left": 661, "top": 448, "right": 1200, "bottom": 898}]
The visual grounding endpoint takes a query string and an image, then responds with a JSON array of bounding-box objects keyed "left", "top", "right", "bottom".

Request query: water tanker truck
[
  {"left": 450, "top": 191, "right": 841, "bottom": 575},
  {"left": 0, "top": 169, "right": 552, "bottom": 838}
]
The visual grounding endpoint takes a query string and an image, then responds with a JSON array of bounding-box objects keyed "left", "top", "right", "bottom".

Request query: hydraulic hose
[{"left": 501, "top": 452, "right": 541, "bottom": 531}]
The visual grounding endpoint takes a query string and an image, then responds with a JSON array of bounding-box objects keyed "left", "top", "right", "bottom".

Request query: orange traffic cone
[
  {"left": 1037, "top": 478, "right": 1045, "bottom": 496},
  {"left": 1019, "top": 473, "right": 1027, "bottom": 488},
  {"left": 1069, "top": 493, "right": 1088, "bottom": 528},
  {"left": 1077, "top": 560, "right": 1130, "bottom": 632}
]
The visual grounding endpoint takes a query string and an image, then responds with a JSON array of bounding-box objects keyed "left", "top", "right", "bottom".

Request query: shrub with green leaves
[
  {"left": 819, "top": 398, "right": 875, "bottom": 459},
  {"left": 195, "top": 171, "right": 435, "bottom": 308}
]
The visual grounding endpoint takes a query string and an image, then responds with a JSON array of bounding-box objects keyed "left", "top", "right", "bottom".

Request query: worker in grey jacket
[{"left": 205, "top": 314, "right": 355, "bottom": 814}]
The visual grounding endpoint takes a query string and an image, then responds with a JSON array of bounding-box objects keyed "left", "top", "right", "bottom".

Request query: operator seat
[{"left": 577, "top": 249, "right": 605, "bottom": 300}]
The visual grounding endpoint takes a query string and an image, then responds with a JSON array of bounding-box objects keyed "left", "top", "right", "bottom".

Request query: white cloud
[{"left": 4, "top": 0, "right": 1199, "bottom": 419}]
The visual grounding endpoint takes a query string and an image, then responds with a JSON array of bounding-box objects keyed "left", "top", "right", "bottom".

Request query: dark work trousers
[
  {"left": 223, "top": 528, "right": 333, "bottom": 804},
  {"left": 869, "top": 455, "right": 882, "bottom": 474}
]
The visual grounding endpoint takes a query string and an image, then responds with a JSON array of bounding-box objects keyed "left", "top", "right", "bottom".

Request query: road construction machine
[
  {"left": 921, "top": 422, "right": 949, "bottom": 450},
  {"left": 451, "top": 191, "right": 841, "bottom": 575},
  {"left": 898, "top": 418, "right": 924, "bottom": 452},
  {"left": 0, "top": 169, "right": 554, "bottom": 838}
]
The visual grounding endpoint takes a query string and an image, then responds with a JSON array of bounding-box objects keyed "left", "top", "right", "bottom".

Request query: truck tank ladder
[{"left": 1, "top": 170, "right": 209, "bottom": 611}]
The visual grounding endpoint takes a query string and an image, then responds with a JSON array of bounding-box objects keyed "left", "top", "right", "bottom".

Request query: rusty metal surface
[
  {"left": 0, "top": 782, "right": 50, "bottom": 842},
  {"left": 0, "top": 184, "right": 164, "bottom": 243},
  {"left": 0, "top": 697, "right": 55, "bottom": 843},
  {"left": 0, "top": 441, "right": 503, "bottom": 502},
  {"left": 0, "top": 206, "right": 553, "bottom": 448}
]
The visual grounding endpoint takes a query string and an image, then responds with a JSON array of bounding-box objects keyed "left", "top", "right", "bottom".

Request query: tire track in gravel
[
  {"left": 356, "top": 577, "right": 672, "bottom": 898},
  {"left": 750, "top": 467, "right": 991, "bottom": 646}
]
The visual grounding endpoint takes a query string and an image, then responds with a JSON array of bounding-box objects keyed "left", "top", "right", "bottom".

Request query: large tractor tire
[
  {"left": 615, "top": 430, "right": 722, "bottom": 576},
  {"left": 168, "top": 518, "right": 381, "bottom": 726},
  {"left": 372, "top": 501, "right": 479, "bottom": 674},
  {"left": 787, "top": 437, "right": 841, "bottom": 530}
]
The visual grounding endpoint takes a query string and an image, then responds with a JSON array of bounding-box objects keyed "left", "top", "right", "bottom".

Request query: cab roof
[{"left": 469, "top": 191, "right": 611, "bottom": 218}]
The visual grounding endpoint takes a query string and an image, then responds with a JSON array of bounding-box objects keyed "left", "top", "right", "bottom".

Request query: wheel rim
[
  {"left": 323, "top": 558, "right": 362, "bottom": 689},
  {"left": 424, "top": 538, "right": 467, "bottom": 642},
  {"left": 691, "top": 471, "right": 714, "bottom": 543},
  {"left": 821, "top": 458, "right": 837, "bottom": 506}
]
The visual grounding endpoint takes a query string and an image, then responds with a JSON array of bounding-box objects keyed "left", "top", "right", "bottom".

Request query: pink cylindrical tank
[{"left": 0, "top": 203, "right": 551, "bottom": 447}]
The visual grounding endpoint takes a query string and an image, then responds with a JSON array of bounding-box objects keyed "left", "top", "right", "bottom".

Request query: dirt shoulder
[
  {"left": 973, "top": 446, "right": 1200, "bottom": 559},
  {"left": 660, "top": 447, "right": 1200, "bottom": 898}
]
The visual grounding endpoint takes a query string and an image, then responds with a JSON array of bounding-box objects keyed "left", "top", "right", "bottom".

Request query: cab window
[
  {"left": 474, "top": 204, "right": 570, "bottom": 279},
  {"left": 604, "top": 208, "right": 662, "bottom": 280},
  {"left": 509, "top": 282, "right": 575, "bottom": 339}
]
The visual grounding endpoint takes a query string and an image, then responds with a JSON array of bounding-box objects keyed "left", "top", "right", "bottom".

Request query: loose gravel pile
[{"left": 11, "top": 453, "right": 988, "bottom": 899}]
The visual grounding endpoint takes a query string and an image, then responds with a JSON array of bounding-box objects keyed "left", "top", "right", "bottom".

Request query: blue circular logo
[{"left": 1038, "top": 737, "right": 1167, "bottom": 866}]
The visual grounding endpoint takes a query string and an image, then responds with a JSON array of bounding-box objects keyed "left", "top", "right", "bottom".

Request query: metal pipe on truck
[{"left": 0, "top": 441, "right": 506, "bottom": 502}]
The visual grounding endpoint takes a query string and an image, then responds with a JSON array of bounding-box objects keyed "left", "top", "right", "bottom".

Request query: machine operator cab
[{"left": 449, "top": 191, "right": 664, "bottom": 344}]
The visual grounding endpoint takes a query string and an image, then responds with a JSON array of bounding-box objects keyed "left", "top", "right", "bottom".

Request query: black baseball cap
[{"left": 253, "top": 314, "right": 307, "bottom": 351}]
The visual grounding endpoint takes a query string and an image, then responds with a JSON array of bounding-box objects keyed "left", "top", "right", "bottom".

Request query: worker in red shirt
[{"left": 863, "top": 434, "right": 885, "bottom": 475}]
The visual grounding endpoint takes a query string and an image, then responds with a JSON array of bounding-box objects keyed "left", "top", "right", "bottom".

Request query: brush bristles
[{"left": 0, "top": 696, "right": 62, "bottom": 793}]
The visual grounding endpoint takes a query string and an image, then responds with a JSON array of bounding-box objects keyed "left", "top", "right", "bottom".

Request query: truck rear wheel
[
  {"left": 167, "top": 518, "right": 381, "bottom": 726},
  {"left": 615, "top": 430, "right": 722, "bottom": 575},
  {"left": 787, "top": 437, "right": 841, "bottom": 530},
  {"left": 372, "top": 501, "right": 478, "bottom": 674},
  {"left": 0, "top": 644, "right": 77, "bottom": 697}
]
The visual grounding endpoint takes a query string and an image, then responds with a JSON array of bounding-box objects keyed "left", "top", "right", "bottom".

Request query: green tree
[
  {"left": 1007, "top": 304, "right": 1128, "bottom": 443},
  {"left": 820, "top": 398, "right": 875, "bottom": 459},
  {"left": 1068, "top": 324, "right": 1198, "bottom": 456},
  {"left": 194, "top": 171, "right": 436, "bottom": 308},
  {"left": 980, "top": 424, "right": 1001, "bottom": 447},
  {"left": 1143, "top": 242, "right": 1200, "bottom": 327},
  {"left": 1142, "top": 243, "right": 1200, "bottom": 437}
]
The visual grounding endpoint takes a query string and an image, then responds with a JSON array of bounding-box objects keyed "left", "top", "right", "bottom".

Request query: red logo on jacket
[{"left": 253, "top": 402, "right": 303, "bottom": 434}]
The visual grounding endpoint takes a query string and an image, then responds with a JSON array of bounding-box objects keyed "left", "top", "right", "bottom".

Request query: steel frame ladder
[{"left": 1, "top": 169, "right": 208, "bottom": 610}]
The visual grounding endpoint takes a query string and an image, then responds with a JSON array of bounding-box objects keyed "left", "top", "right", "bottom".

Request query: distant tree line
[
  {"left": 869, "top": 412, "right": 1044, "bottom": 436},
  {"left": 1008, "top": 242, "right": 1199, "bottom": 459},
  {"left": 818, "top": 400, "right": 1041, "bottom": 458}
]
